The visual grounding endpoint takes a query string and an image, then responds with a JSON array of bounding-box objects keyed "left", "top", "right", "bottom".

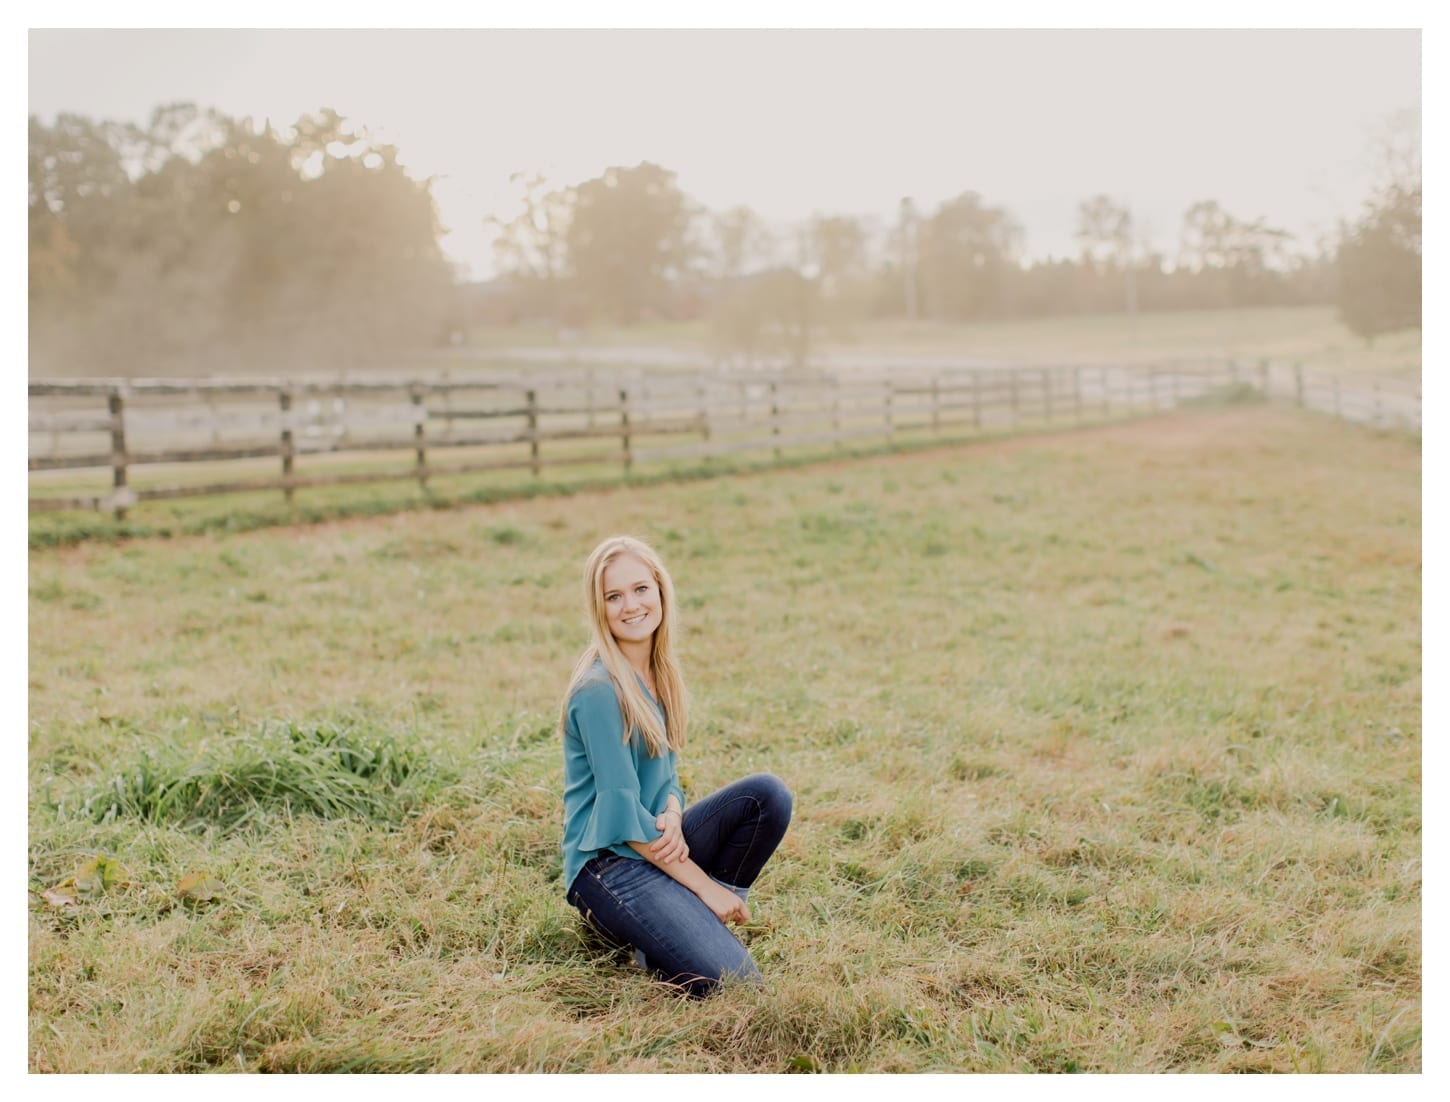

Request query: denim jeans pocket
[
  {"left": 570, "top": 853, "right": 626, "bottom": 906},
  {"left": 587, "top": 853, "right": 629, "bottom": 877}
]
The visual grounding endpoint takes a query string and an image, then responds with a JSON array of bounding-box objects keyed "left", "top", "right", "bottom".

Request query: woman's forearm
[{"left": 626, "top": 841, "right": 713, "bottom": 896}]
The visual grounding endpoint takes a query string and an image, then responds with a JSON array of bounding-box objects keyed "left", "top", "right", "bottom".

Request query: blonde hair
[{"left": 560, "top": 535, "right": 688, "bottom": 757}]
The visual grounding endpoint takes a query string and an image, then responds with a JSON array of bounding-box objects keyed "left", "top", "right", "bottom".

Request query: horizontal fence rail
[{"left": 27, "top": 359, "right": 1418, "bottom": 517}]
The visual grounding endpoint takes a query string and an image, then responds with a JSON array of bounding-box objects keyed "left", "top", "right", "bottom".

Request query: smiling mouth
[{"left": 622, "top": 613, "right": 649, "bottom": 625}]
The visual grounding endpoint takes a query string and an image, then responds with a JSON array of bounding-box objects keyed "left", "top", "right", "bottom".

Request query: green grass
[
  {"left": 28, "top": 404, "right": 1420, "bottom": 1072},
  {"left": 31, "top": 377, "right": 1270, "bottom": 553},
  {"left": 26, "top": 396, "right": 1175, "bottom": 551},
  {"left": 46, "top": 717, "right": 452, "bottom": 833}
]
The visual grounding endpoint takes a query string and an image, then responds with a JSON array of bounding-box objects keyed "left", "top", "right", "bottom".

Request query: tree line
[
  {"left": 30, "top": 105, "right": 455, "bottom": 376},
  {"left": 29, "top": 104, "right": 1419, "bottom": 376},
  {"left": 487, "top": 159, "right": 1418, "bottom": 364}
]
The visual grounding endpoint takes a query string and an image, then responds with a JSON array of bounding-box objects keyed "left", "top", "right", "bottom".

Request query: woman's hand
[
  {"left": 699, "top": 880, "right": 751, "bottom": 926},
  {"left": 650, "top": 807, "right": 688, "bottom": 865}
]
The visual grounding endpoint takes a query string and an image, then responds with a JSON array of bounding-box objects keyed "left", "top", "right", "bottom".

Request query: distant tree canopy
[
  {"left": 1336, "top": 181, "right": 1421, "bottom": 339},
  {"left": 1335, "top": 111, "right": 1421, "bottom": 340},
  {"left": 487, "top": 161, "right": 1348, "bottom": 362},
  {"left": 29, "top": 104, "right": 456, "bottom": 376},
  {"left": 30, "top": 103, "right": 1418, "bottom": 378},
  {"left": 917, "top": 192, "right": 1023, "bottom": 321}
]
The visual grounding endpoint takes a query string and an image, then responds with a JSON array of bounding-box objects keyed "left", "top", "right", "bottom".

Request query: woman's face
[{"left": 601, "top": 553, "right": 661, "bottom": 650}]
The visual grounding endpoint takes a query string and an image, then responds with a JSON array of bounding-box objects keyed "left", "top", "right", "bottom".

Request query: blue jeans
[{"left": 566, "top": 772, "right": 793, "bottom": 997}]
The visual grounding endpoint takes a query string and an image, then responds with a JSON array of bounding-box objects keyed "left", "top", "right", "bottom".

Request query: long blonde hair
[{"left": 560, "top": 535, "right": 688, "bottom": 757}]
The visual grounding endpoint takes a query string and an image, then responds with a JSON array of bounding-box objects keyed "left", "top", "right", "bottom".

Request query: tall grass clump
[{"left": 49, "top": 718, "right": 455, "bottom": 833}]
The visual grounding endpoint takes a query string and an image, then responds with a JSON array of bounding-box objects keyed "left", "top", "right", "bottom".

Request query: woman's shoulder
[{"left": 567, "top": 658, "right": 617, "bottom": 703}]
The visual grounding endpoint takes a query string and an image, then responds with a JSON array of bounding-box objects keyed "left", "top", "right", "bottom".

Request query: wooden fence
[
  {"left": 1276, "top": 363, "right": 1421, "bottom": 432},
  {"left": 27, "top": 358, "right": 1416, "bottom": 518}
]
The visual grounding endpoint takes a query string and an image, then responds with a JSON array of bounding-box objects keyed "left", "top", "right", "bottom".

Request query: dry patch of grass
[{"left": 29, "top": 405, "right": 1420, "bottom": 1071}]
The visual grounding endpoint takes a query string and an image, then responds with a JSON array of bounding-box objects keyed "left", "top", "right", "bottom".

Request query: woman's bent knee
[
  {"left": 748, "top": 772, "right": 793, "bottom": 822},
  {"left": 665, "top": 954, "right": 761, "bottom": 998}
]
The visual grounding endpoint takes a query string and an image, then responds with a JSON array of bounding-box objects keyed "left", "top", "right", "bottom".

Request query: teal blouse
[{"left": 561, "top": 659, "right": 686, "bottom": 893}]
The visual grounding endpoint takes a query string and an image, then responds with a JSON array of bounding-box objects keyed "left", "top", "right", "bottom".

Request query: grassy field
[
  {"left": 468, "top": 306, "right": 1421, "bottom": 378},
  {"left": 26, "top": 379, "right": 1195, "bottom": 551},
  {"left": 27, "top": 403, "right": 1420, "bottom": 1072},
  {"left": 29, "top": 305, "right": 1418, "bottom": 552}
]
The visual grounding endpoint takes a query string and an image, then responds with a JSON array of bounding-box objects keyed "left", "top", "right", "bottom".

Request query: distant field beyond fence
[{"left": 28, "top": 359, "right": 1419, "bottom": 518}]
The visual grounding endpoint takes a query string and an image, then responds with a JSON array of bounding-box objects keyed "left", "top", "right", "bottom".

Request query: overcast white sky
[
  {"left": 28, "top": 27, "right": 1422, "bottom": 278},
  {"left": 27, "top": 26, "right": 1422, "bottom": 280}
]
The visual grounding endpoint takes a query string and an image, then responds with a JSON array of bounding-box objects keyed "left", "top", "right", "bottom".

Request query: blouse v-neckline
[{"left": 632, "top": 669, "right": 659, "bottom": 706}]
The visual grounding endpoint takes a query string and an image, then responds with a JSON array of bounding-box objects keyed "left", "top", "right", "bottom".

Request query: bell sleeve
[
  {"left": 569, "top": 678, "right": 662, "bottom": 852},
  {"left": 667, "top": 767, "right": 686, "bottom": 813}
]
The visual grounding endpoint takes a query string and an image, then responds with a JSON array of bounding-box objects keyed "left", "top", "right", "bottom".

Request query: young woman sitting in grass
[{"left": 560, "top": 534, "right": 792, "bottom": 998}]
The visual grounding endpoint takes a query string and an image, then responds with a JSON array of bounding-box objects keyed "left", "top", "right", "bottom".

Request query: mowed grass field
[{"left": 27, "top": 403, "right": 1421, "bottom": 1072}]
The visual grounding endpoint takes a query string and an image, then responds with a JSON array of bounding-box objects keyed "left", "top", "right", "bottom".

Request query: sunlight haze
[{"left": 29, "top": 27, "right": 1421, "bottom": 280}]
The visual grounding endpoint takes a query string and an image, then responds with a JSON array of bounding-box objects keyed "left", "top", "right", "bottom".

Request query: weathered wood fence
[
  {"left": 1274, "top": 363, "right": 1422, "bottom": 432},
  {"left": 27, "top": 358, "right": 1417, "bottom": 518}
]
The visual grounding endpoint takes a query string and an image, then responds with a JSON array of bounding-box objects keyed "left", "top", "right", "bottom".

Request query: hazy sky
[{"left": 28, "top": 27, "right": 1421, "bottom": 280}]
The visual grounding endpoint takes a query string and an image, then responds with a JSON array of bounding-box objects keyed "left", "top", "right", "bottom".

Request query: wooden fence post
[
  {"left": 1073, "top": 366, "right": 1083, "bottom": 424},
  {"left": 108, "top": 386, "right": 129, "bottom": 520},
  {"left": 770, "top": 379, "right": 782, "bottom": 460},
  {"left": 1041, "top": 368, "right": 1052, "bottom": 422},
  {"left": 832, "top": 375, "right": 843, "bottom": 448},
  {"left": 1372, "top": 378, "right": 1383, "bottom": 426},
  {"left": 619, "top": 387, "right": 632, "bottom": 474},
  {"left": 412, "top": 384, "right": 428, "bottom": 489},
  {"left": 1009, "top": 370, "right": 1019, "bottom": 426},
  {"left": 884, "top": 377, "right": 895, "bottom": 439},
  {"left": 698, "top": 376, "right": 711, "bottom": 442},
  {"left": 279, "top": 387, "right": 295, "bottom": 503},
  {"left": 204, "top": 387, "right": 221, "bottom": 447},
  {"left": 526, "top": 388, "right": 541, "bottom": 476},
  {"left": 1294, "top": 363, "right": 1305, "bottom": 408}
]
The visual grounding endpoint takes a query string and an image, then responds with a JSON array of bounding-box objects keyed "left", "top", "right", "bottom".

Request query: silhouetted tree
[
  {"left": 709, "top": 204, "right": 776, "bottom": 280},
  {"left": 563, "top": 162, "right": 698, "bottom": 324},
  {"left": 1075, "top": 195, "right": 1132, "bottom": 273},
  {"left": 1337, "top": 183, "right": 1421, "bottom": 338},
  {"left": 917, "top": 191, "right": 1022, "bottom": 321},
  {"left": 805, "top": 214, "right": 874, "bottom": 334},
  {"left": 488, "top": 172, "right": 574, "bottom": 323},
  {"left": 29, "top": 105, "right": 455, "bottom": 376},
  {"left": 1337, "top": 110, "right": 1421, "bottom": 338},
  {"left": 709, "top": 268, "right": 814, "bottom": 369}
]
